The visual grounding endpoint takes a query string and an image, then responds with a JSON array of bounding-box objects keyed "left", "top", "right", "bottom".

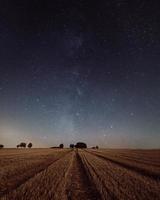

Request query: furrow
[{"left": 0, "top": 150, "right": 71, "bottom": 198}]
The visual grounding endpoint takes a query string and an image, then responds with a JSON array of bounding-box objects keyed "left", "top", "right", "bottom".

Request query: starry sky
[{"left": 0, "top": 0, "right": 160, "bottom": 148}]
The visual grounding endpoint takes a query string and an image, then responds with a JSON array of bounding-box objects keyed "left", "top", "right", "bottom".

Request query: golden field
[{"left": 0, "top": 148, "right": 159, "bottom": 200}]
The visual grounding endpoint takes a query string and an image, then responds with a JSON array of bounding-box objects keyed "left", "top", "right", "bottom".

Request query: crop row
[
  {"left": 86, "top": 149, "right": 160, "bottom": 179},
  {"left": 79, "top": 150, "right": 160, "bottom": 200},
  {"left": 1, "top": 151, "right": 74, "bottom": 200},
  {"left": 0, "top": 149, "right": 71, "bottom": 196},
  {"left": 93, "top": 149, "right": 160, "bottom": 165}
]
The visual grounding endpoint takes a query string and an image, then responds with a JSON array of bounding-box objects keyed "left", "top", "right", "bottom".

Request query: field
[{"left": 0, "top": 148, "right": 160, "bottom": 200}]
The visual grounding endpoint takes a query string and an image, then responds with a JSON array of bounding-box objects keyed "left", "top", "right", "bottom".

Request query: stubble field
[{"left": 0, "top": 148, "right": 160, "bottom": 200}]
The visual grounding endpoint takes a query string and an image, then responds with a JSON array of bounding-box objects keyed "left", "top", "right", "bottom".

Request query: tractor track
[
  {"left": 79, "top": 150, "right": 118, "bottom": 200},
  {"left": 65, "top": 150, "right": 102, "bottom": 200}
]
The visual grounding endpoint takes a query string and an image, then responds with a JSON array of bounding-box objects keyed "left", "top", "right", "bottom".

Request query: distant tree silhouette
[
  {"left": 59, "top": 144, "right": 64, "bottom": 148},
  {"left": 70, "top": 144, "right": 74, "bottom": 148},
  {"left": 0, "top": 144, "right": 4, "bottom": 149},
  {"left": 19, "top": 142, "right": 26, "bottom": 148},
  {"left": 96, "top": 146, "right": 99, "bottom": 149},
  {"left": 17, "top": 144, "right": 20, "bottom": 148},
  {"left": 28, "top": 143, "right": 32, "bottom": 148},
  {"left": 75, "top": 142, "right": 87, "bottom": 148}
]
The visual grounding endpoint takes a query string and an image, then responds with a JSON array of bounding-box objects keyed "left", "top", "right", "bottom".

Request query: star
[
  {"left": 75, "top": 112, "right": 80, "bottom": 117},
  {"left": 130, "top": 112, "right": 134, "bottom": 116},
  {"left": 36, "top": 98, "right": 40, "bottom": 102},
  {"left": 110, "top": 125, "right": 113, "bottom": 129},
  {"left": 111, "top": 98, "right": 115, "bottom": 102},
  {"left": 76, "top": 88, "right": 82, "bottom": 96}
]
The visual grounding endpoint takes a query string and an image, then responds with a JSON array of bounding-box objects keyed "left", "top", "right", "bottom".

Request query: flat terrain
[{"left": 0, "top": 148, "right": 160, "bottom": 200}]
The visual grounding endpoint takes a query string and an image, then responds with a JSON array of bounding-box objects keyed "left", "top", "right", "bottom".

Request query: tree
[
  {"left": 75, "top": 142, "right": 87, "bottom": 148},
  {"left": 70, "top": 144, "right": 74, "bottom": 148},
  {"left": 17, "top": 144, "right": 20, "bottom": 148},
  {"left": 59, "top": 144, "right": 64, "bottom": 148},
  {"left": 96, "top": 146, "right": 99, "bottom": 149},
  {"left": 19, "top": 142, "right": 26, "bottom": 148},
  {"left": 0, "top": 144, "right": 4, "bottom": 149},
  {"left": 28, "top": 143, "right": 32, "bottom": 148}
]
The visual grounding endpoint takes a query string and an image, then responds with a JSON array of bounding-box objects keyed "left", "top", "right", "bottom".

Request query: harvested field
[
  {"left": 85, "top": 149, "right": 160, "bottom": 179},
  {"left": 0, "top": 148, "right": 159, "bottom": 200},
  {"left": 80, "top": 149, "right": 160, "bottom": 200},
  {"left": 0, "top": 148, "right": 71, "bottom": 196}
]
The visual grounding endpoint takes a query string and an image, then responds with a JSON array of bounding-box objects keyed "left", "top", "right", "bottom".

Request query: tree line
[
  {"left": 0, "top": 142, "right": 99, "bottom": 149},
  {"left": 17, "top": 142, "right": 33, "bottom": 148},
  {"left": 0, "top": 142, "right": 33, "bottom": 149}
]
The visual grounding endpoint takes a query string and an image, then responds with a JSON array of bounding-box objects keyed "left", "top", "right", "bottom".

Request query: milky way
[{"left": 0, "top": 1, "right": 160, "bottom": 148}]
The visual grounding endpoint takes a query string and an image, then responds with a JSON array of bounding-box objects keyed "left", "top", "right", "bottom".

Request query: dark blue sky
[{"left": 0, "top": 0, "right": 160, "bottom": 148}]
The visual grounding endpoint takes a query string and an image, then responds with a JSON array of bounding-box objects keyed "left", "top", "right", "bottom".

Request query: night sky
[{"left": 0, "top": 0, "right": 160, "bottom": 148}]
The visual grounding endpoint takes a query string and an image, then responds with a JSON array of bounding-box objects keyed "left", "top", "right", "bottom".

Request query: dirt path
[{"left": 65, "top": 150, "right": 101, "bottom": 200}]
